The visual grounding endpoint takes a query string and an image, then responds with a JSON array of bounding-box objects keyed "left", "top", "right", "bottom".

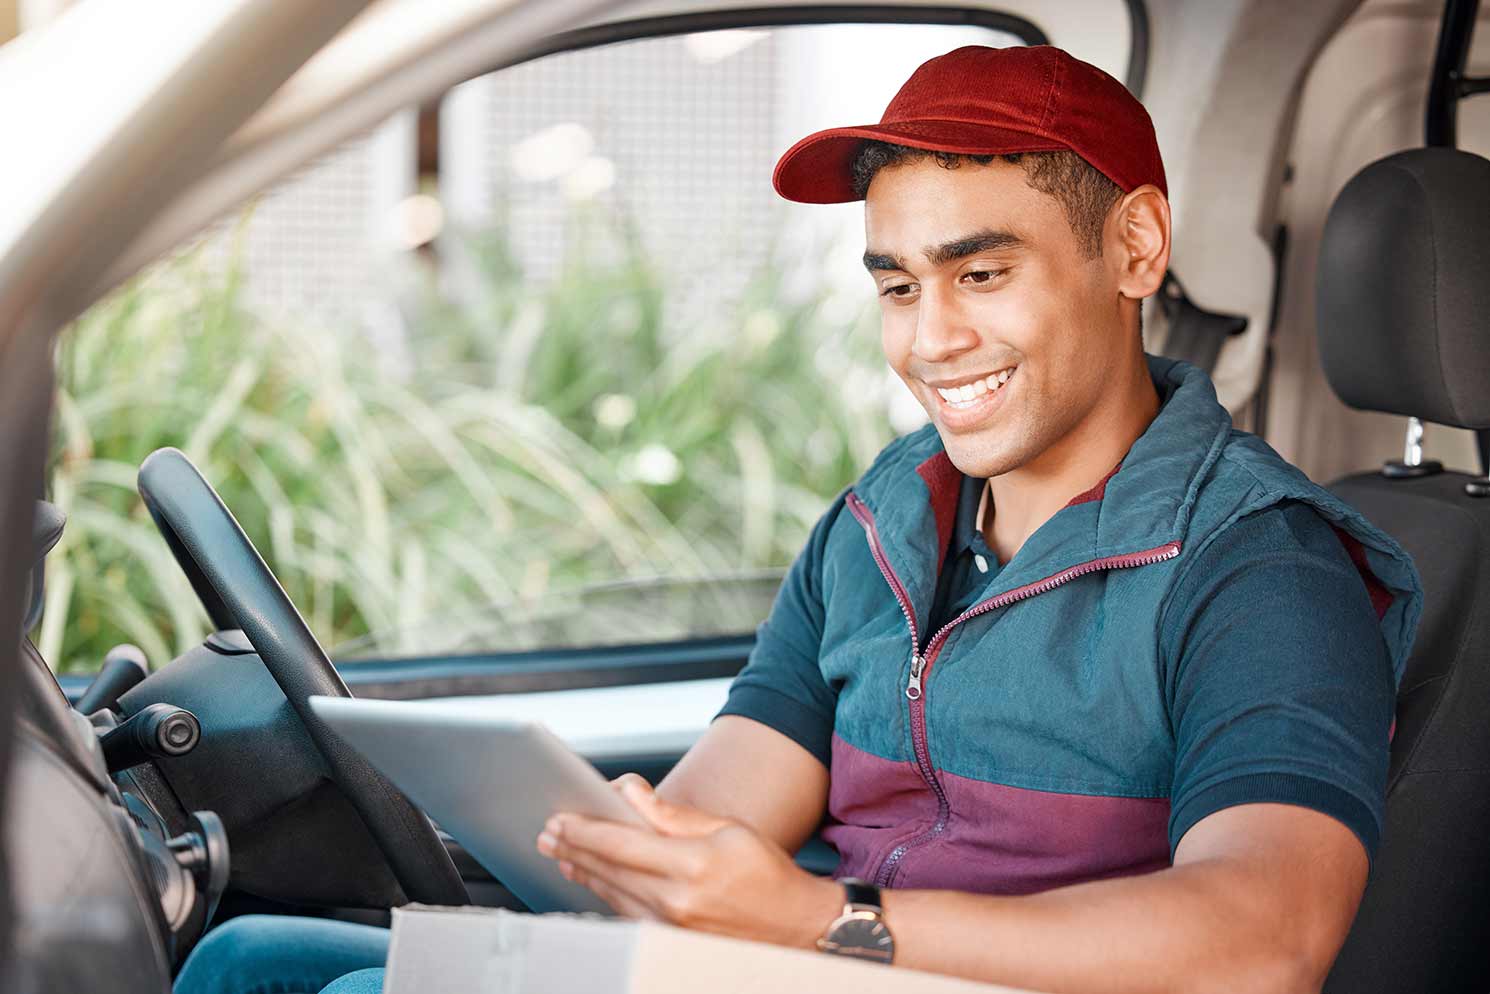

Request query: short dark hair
[{"left": 849, "top": 143, "right": 1122, "bottom": 259}]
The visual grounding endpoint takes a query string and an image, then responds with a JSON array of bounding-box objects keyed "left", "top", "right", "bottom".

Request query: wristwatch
[{"left": 816, "top": 878, "right": 894, "bottom": 964}]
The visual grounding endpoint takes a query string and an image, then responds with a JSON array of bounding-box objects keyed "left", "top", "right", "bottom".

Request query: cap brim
[{"left": 772, "top": 120, "right": 1069, "bottom": 204}]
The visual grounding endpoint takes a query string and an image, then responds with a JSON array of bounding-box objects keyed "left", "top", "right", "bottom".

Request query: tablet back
[{"left": 308, "top": 695, "right": 644, "bottom": 914}]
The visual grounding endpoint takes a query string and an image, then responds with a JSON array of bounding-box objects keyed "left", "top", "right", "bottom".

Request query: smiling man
[{"left": 532, "top": 45, "right": 1425, "bottom": 993}]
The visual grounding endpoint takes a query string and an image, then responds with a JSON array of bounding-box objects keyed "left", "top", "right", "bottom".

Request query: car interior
[{"left": 5, "top": 0, "right": 1490, "bottom": 992}]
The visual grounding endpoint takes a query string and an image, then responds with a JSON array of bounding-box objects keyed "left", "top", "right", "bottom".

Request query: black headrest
[{"left": 1317, "top": 147, "right": 1490, "bottom": 429}]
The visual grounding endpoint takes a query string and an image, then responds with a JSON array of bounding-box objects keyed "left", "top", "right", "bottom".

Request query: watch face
[{"left": 827, "top": 916, "right": 894, "bottom": 962}]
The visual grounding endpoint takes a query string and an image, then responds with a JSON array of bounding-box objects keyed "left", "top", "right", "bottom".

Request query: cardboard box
[{"left": 383, "top": 904, "right": 1041, "bottom": 993}]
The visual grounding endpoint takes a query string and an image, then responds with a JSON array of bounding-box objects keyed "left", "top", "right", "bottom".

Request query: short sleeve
[
  {"left": 1162, "top": 500, "right": 1397, "bottom": 861},
  {"left": 714, "top": 493, "right": 844, "bottom": 767}
]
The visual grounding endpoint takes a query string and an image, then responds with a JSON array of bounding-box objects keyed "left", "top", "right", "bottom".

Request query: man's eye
[
  {"left": 962, "top": 269, "right": 1005, "bottom": 285},
  {"left": 880, "top": 283, "right": 918, "bottom": 298}
]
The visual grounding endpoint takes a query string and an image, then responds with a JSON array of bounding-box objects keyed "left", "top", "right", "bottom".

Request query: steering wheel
[{"left": 136, "top": 447, "right": 468, "bottom": 907}]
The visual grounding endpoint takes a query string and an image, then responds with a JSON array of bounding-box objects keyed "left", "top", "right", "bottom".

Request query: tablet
[{"left": 307, "top": 694, "right": 647, "bottom": 914}]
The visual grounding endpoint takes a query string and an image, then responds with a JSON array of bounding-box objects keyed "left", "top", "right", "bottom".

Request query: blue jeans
[{"left": 173, "top": 915, "right": 388, "bottom": 994}]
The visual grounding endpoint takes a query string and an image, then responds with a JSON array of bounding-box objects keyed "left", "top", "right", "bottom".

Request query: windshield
[{"left": 47, "top": 19, "right": 1027, "bottom": 670}]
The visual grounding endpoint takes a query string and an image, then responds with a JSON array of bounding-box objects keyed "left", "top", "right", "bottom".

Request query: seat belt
[{"left": 1158, "top": 271, "right": 1248, "bottom": 375}]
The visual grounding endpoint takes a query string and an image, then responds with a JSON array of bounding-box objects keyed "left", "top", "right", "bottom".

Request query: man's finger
[
  {"left": 558, "top": 842, "right": 677, "bottom": 920},
  {"left": 539, "top": 826, "right": 661, "bottom": 915},
  {"left": 549, "top": 814, "right": 707, "bottom": 878},
  {"left": 564, "top": 859, "right": 659, "bottom": 921}
]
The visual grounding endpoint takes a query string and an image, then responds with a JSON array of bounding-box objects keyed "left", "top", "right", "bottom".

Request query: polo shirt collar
[{"left": 958, "top": 474, "right": 991, "bottom": 558}]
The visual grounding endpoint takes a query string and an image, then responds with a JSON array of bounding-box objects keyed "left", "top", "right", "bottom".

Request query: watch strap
[{"left": 841, "top": 878, "right": 882, "bottom": 912}]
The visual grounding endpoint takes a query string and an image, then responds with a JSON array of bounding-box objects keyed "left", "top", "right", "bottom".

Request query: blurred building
[{"left": 181, "top": 22, "right": 1015, "bottom": 338}]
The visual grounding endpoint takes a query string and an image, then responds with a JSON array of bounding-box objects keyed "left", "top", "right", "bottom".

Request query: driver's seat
[{"left": 1316, "top": 147, "right": 1490, "bottom": 993}]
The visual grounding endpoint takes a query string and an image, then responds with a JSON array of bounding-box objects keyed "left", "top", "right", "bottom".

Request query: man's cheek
[{"left": 879, "top": 319, "right": 915, "bottom": 375}]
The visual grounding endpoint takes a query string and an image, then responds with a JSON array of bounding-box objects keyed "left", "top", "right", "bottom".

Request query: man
[
  {"left": 532, "top": 44, "right": 1421, "bottom": 993},
  {"left": 178, "top": 44, "right": 1420, "bottom": 994}
]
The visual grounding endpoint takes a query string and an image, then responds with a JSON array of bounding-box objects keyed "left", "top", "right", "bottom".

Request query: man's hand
[{"left": 535, "top": 774, "right": 842, "bottom": 948}]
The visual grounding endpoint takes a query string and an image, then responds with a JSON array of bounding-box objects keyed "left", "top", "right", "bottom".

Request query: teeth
[{"left": 935, "top": 367, "right": 1016, "bottom": 407}]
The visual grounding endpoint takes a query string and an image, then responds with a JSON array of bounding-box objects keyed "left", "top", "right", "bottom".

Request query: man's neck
[{"left": 982, "top": 359, "right": 1161, "bottom": 566}]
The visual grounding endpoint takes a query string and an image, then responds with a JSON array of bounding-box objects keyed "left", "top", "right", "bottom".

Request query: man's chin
[{"left": 935, "top": 432, "right": 1023, "bottom": 479}]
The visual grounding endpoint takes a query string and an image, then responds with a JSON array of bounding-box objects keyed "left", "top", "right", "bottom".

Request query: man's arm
[
  {"left": 657, "top": 715, "right": 828, "bottom": 853},
  {"left": 540, "top": 788, "right": 1364, "bottom": 993},
  {"left": 884, "top": 802, "right": 1367, "bottom": 993}
]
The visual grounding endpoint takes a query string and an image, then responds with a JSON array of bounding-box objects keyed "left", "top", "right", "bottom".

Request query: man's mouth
[{"left": 932, "top": 366, "right": 1017, "bottom": 411}]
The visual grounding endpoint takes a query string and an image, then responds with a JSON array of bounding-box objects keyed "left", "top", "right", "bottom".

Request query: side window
[{"left": 47, "top": 20, "right": 1025, "bottom": 673}]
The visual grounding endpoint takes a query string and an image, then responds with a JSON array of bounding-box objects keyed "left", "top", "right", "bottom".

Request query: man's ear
[{"left": 1110, "top": 184, "right": 1170, "bottom": 300}]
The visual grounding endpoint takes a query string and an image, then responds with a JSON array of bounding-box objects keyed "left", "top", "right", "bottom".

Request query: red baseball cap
[{"left": 773, "top": 45, "right": 1166, "bottom": 203}]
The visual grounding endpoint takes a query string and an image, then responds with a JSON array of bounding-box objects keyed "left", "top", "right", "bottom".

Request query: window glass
[{"left": 47, "top": 20, "right": 1024, "bottom": 672}]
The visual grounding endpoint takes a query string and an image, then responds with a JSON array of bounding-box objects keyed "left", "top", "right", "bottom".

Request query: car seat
[{"left": 1316, "top": 146, "right": 1490, "bottom": 994}]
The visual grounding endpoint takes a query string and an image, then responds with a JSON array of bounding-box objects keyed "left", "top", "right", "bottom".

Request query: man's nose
[{"left": 911, "top": 291, "right": 980, "bottom": 364}]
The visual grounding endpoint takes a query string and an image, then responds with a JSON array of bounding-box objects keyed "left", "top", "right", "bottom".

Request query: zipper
[
  {"left": 914, "top": 539, "right": 1185, "bottom": 686},
  {"left": 845, "top": 490, "right": 1181, "bottom": 886},
  {"left": 906, "top": 652, "right": 927, "bottom": 701}
]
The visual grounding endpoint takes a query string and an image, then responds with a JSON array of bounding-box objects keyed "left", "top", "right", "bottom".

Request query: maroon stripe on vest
[
  {"left": 824, "top": 735, "right": 1171, "bottom": 895},
  {"left": 916, "top": 451, "right": 962, "bottom": 575},
  {"left": 1330, "top": 525, "right": 1393, "bottom": 621}
]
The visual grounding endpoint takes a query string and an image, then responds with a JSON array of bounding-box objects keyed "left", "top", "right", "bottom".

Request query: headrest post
[
  {"left": 1381, "top": 417, "right": 1444, "bottom": 479},
  {"left": 1405, "top": 417, "right": 1427, "bottom": 466},
  {"left": 1466, "top": 429, "right": 1490, "bottom": 497}
]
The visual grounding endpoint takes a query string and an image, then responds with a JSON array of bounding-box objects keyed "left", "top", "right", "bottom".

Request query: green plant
[{"left": 43, "top": 209, "right": 896, "bottom": 674}]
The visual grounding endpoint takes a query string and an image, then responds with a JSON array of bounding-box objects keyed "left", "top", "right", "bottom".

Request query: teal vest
[{"left": 816, "top": 354, "right": 1422, "bottom": 892}]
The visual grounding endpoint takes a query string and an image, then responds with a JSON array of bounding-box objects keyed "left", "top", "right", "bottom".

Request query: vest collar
[{"left": 851, "top": 354, "right": 1228, "bottom": 623}]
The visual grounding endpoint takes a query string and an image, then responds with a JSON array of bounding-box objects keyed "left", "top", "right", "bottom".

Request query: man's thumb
[{"left": 619, "top": 778, "right": 723, "bottom": 836}]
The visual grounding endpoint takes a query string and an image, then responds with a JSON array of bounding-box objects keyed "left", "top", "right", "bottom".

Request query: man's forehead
[{"left": 860, "top": 157, "right": 1053, "bottom": 265}]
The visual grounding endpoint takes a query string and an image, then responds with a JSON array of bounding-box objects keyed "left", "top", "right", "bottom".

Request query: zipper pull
[{"left": 906, "top": 653, "right": 926, "bottom": 701}]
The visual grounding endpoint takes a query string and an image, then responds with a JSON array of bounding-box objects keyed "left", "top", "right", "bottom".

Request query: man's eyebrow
[
  {"left": 862, "top": 230, "right": 1026, "bottom": 274},
  {"left": 924, "top": 229, "right": 1025, "bottom": 267},
  {"left": 862, "top": 251, "right": 907, "bottom": 272}
]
